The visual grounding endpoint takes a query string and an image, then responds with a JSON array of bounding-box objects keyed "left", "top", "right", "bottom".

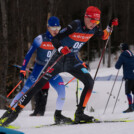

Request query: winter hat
[
  {"left": 47, "top": 16, "right": 60, "bottom": 27},
  {"left": 120, "top": 43, "right": 129, "bottom": 50},
  {"left": 85, "top": 6, "right": 101, "bottom": 20}
]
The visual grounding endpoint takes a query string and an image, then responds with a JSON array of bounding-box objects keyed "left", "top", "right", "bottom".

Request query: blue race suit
[{"left": 10, "top": 31, "right": 65, "bottom": 110}]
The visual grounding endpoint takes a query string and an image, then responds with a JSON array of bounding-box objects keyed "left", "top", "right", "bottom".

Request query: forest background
[{"left": 0, "top": 0, "right": 133, "bottom": 108}]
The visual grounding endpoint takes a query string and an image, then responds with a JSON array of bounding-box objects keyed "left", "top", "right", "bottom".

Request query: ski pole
[
  {"left": 112, "top": 78, "right": 123, "bottom": 114},
  {"left": 6, "top": 65, "right": 32, "bottom": 98},
  {"left": 65, "top": 77, "right": 75, "bottom": 86},
  {"left": 103, "top": 69, "right": 119, "bottom": 114},
  {"left": 12, "top": 64, "right": 32, "bottom": 73},
  {"left": 7, "top": 80, "right": 22, "bottom": 98},
  {"left": 94, "top": 26, "right": 113, "bottom": 81},
  {"left": 76, "top": 79, "right": 79, "bottom": 105},
  {"left": 10, "top": 54, "right": 64, "bottom": 109}
]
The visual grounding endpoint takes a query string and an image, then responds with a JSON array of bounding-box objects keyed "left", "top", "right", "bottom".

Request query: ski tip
[
  {"left": 125, "top": 120, "right": 134, "bottom": 122},
  {"left": 5, "top": 125, "right": 20, "bottom": 129}
]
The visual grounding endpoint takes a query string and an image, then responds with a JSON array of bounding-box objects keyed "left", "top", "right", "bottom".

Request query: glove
[
  {"left": 20, "top": 70, "right": 26, "bottom": 80},
  {"left": 109, "top": 18, "right": 118, "bottom": 27},
  {"left": 82, "top": 62, "right": 88, "bottom": 68},
  {"left": 82, "top": 62, "right": 90, "bottom": 70},
  {"left": 58, "top": 46, "right": 71, "bottom": 55}
]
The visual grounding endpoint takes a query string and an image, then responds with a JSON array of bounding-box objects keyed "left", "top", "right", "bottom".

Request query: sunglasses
[
  {"left": 85, "top": 15, "right": 100, "bottom": 24},
  {"left": 49, "top": 26, "right": 61, "bottom": 31},
  {"left": 90, "top": 19, "right": 100, "bottom": 25}
]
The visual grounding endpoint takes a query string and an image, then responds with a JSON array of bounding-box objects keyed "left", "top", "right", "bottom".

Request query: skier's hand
[
  {"left": 58, "top": 46, "right": 71, "bottom": 55},
  {"left": 20, "top": 70, "right": 26, "bottom": 80},
  {"left": 82, "top": 62, "right": 90, "bottom": 70},
  {"left": 109, "top": 18, "right": 118, "bottom": 27},
  {"left": 82, "top": 62, "right": 88, "bottom": 68}
]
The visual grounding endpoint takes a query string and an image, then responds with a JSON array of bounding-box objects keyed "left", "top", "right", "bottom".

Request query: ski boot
[
  {"left": 74, "top": 106, "right": 95, "bottom": 123},
  {"left": 123, "top": 104, "right": 134, "bottom": 113},
  {"left": 54, "top": 110, "right": 72, "bottom": 124},
  {"left": 30, "top": 112, "right": 44, "bottom": 116},
  {"left": 29, "top": 112, "right": 38, "bottom": 116},
  {"left": 0, "top": 106, "right": 22, "bottom": 126}
]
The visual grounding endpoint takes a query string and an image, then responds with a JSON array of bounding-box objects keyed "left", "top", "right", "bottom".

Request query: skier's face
[
  {"left": 48, "top": 26, "right": 61, "bottom": 37},
  {"left": 84, "top": 17, "right": 100, "bottom": 30}
]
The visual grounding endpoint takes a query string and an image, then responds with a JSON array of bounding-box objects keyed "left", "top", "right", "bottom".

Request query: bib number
[
  {"left": 47, "top": 51, "right": 52, "bottom": 57},
  {"left": 73, "top": 42, "right": 84, "bottom": 49}
]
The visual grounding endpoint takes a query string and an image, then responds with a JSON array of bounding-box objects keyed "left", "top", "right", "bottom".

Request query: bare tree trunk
[
  {"left": 48, "top": 0, "right": 62, "bottom": 16},
  {"left": 126, "top": 0, "right": 130, "bottom": 43},
  {"left": 102, "top": 42, "right": 105, "bottom": 65},
  {"left": 0, "top": 0, "right": 8, "bottom": 109},
  {"left": 107, "top": 38, "right": 111, "bottom": 68},
  {"left": 112, "top": 0, "right": 118, "bottom": 41},
  {"left": 107, "top": 0, "right": 112, "bottom": 68}
]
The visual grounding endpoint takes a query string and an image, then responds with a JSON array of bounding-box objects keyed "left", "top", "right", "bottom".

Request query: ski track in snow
[{"left": 1, "top": 67, "right": 134, "bottom": 134}]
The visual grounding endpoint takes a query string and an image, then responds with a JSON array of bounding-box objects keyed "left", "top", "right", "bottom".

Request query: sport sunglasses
[
  {"left": 85, "top": 15, "right": 100, "bottom": 24},
  {"left": 49, "top": 26, "right": 61, "bottom": 31},
  {"left": 90, "top": 19, "right": 100, "bottom": 25}
]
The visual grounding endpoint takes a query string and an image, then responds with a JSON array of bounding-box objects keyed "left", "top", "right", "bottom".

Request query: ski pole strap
[{"left": 7, "top": 80, "right": 22, "bottom": 98}]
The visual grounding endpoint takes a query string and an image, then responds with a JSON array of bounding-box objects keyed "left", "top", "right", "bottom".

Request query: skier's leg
[
  {"left": 49, "top": 74, "right": 72, "bottom": 124},
  {"left": 69, "top": 65, "right": 94, "bottom": 123},
  {"left": 123, "top": 80, "right": 133, "bottom": 113},
  {"left": 29, "top": 90, "right": 41, "bottom": 116},
  {"left": 36, "top": 88, "right": 49, "bottom": 116},
  {"left": 70, "top": 67, "right": 94, "bottom": 108},
  {"left": 49, "top": 74, "right": 65, "bottom": 110},
  {"left": 131, "top": 80, "right": 134, "bottom": 109}
]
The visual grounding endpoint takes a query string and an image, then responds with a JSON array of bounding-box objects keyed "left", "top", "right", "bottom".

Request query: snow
[{"left": 1, "top": 66, "right": 134, "bottom": 134}]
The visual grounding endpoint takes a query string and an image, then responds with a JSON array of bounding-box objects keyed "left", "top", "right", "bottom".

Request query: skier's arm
[
  {"left": 115, "top": 54, "right": 124, "bottom": 69},
  {"left": 21, "top": 35, "right": 41, "bottom": 71},
  {"left": 102, "top": 18, "right": 118, "bottom": 40},
  {"left": 95, "top": 18, "right": 118, "bottom": 40},
  {"left": 52, "top": 20, "right": 78, "bottom": 49}
]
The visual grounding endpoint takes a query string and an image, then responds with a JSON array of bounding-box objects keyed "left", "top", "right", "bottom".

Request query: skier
[
  {"left": 0, "top": 6, "right": 118, "bottom": 126},
  {"left": 115, "top": 43, "right": 134, "bottom": 113},
  {"left": 0, "top": 16, "right": 72, "bottom": 126}
]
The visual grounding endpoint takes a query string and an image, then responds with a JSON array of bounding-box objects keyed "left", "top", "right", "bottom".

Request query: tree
[{"left": 0, "top": 0, "right": 8, "bottom": 108}]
